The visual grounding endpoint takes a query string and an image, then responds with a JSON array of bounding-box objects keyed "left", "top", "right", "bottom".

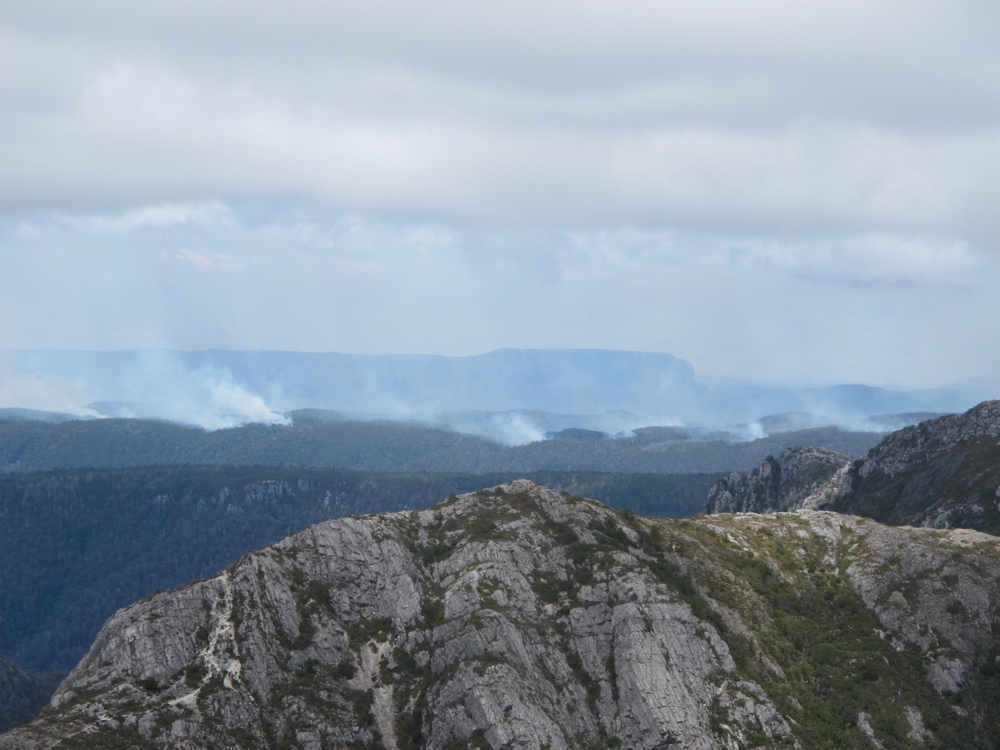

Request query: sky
[{"left": 2, "top": 0, "right": 1000, "bottom": 388}]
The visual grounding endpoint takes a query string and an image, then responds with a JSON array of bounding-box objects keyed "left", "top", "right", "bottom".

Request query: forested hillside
[
  {"left": 0, "top": 655, "right": 53, "bottom": 734},
  {"left": 0, "top": 417, "right": 884, "bottom": 474}
]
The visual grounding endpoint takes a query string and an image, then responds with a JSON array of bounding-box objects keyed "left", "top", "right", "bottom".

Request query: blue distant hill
[{"left": 0, "top": 348, "right": 989, "bottom": 431}]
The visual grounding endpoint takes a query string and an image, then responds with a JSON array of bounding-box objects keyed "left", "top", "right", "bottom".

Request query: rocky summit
[
  {"left": 3, "top": 480, "right": 1000, "bottom": 749},
  {"left": 833, "top": 401, "right": 1000, "bottom": 534},
  {"left": 704, "top": 446, "right": 850, "bottom": 515},
  {"left": 704, "top": 401, "right": 1000, "bottom": 537}
]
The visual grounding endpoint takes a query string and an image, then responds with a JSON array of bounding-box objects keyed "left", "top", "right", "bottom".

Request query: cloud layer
[
  {"left": 2, "top": 0, "right": 999, "bottom": 388},
  {"left": 5, "top": 1, "right": 999, "bottom": 231}
]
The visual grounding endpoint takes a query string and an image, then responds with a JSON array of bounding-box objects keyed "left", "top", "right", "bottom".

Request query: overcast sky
[{"left": 3, "top": 0, "right": 999, "bottom": 388}]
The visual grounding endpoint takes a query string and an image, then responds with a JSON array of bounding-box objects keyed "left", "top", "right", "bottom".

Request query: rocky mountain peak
[
  {"left": 852, "top": 400, "right": 1000, "bottom": 481},
  {"left": 707, "top": 401, "right": 1000, "bottom": 537},
  {"left": 8, "top": 481, "right": 789, "bottom": 750},
  {"left": 827, "top": 400, "right": 1000, "bottom": 534},
  {"left": 704, "top": 445, "right": 850, "bottom": 515}
]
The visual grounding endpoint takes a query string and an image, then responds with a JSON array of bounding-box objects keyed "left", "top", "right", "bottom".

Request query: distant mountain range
[{"left": 1, "top": 348, "right": 993, "bottom": 436}]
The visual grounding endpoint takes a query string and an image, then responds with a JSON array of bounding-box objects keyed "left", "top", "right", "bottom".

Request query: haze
[{"left": 3, "top": 0, "right": 1000, "bottom": 390}]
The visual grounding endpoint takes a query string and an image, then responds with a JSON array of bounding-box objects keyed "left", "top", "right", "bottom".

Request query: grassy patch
[
  {"left": 653, "top": 517, "right": 1000, "bottom": 749},
  {"left": 347, "top": 616, "right": 394, "bottom": 647}
]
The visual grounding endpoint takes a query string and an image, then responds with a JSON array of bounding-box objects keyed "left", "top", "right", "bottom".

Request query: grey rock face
[
  {"left": 2, "top": 482, "right": 792, "bottom": 750},
  {"left": 704, "top": 446, "right": 850, "bottom": 514},
  {"left": 3, "top": 481, "right": 1000, "bottom": 749}
]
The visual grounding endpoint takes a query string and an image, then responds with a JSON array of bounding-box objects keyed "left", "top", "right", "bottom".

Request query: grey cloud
[
  {"left": 2, "top": 0, "right": 998, "bottom": 243},
  {"left": 10, "top": 2, "right": 995, "bottom": 96}
]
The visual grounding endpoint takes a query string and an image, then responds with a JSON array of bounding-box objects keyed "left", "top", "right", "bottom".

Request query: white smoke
[
  {"left": 0, "top": 370, "right": 102, "bottom": 418},
  {"left": 487, "top": 413, "right": 548, "bottom": 446},
  {"left": 0, "top": 348, "right": 968, "bottom": 437},
  {"left": 151, "top": 365, "right": 288, "bottom": 430},
  {"left": 0, "top": 351, "right": 288, "bottom": 430}
]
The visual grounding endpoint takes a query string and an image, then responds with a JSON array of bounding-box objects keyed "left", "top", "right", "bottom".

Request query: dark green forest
[{"left": 0, "top": 417, "right": 882, "bottom": 475}]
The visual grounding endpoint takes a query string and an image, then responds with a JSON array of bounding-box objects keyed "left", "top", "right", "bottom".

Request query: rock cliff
[
  {"left": 704, "top": 446, "right": 850, "bottom": 515},
  {"left": 3, "top": 481, "right": 1000, "bottom": 749}
]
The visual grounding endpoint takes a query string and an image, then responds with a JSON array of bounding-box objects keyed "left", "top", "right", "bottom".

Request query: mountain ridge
[
  {"left": 3, "top": 481, "right": 1000, "bottom": 749},
  {"left": 703, "top": 446, "right": 850, "bottom": 515},
  {"left": 0, "top": 348, "right": 986, "bottom": 429},
  {"left": 703, "top": 400, "right": 1000, "bottom": 537},
  {"left": 0, "top": 466, "right": 713, "bottom": 675}
]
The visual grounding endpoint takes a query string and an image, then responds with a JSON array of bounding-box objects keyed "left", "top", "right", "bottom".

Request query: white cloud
[
  {"left": 742, "top": 235, "right": 980, "bottom": 286},
  {"left": 11, "top": 202, "right": 233, "bottom": 237},
  {"left": 85, "top": 202, "right": 233, "bottom": 232},
  {"left": 561, "top": 228, "right": 980, "bottom": 289},
  {"left": 169, "top": 248, "right": 247, "bottom": 272},
  {"left": 1, "top": 1, "right": 997, "bottom": 244}
]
